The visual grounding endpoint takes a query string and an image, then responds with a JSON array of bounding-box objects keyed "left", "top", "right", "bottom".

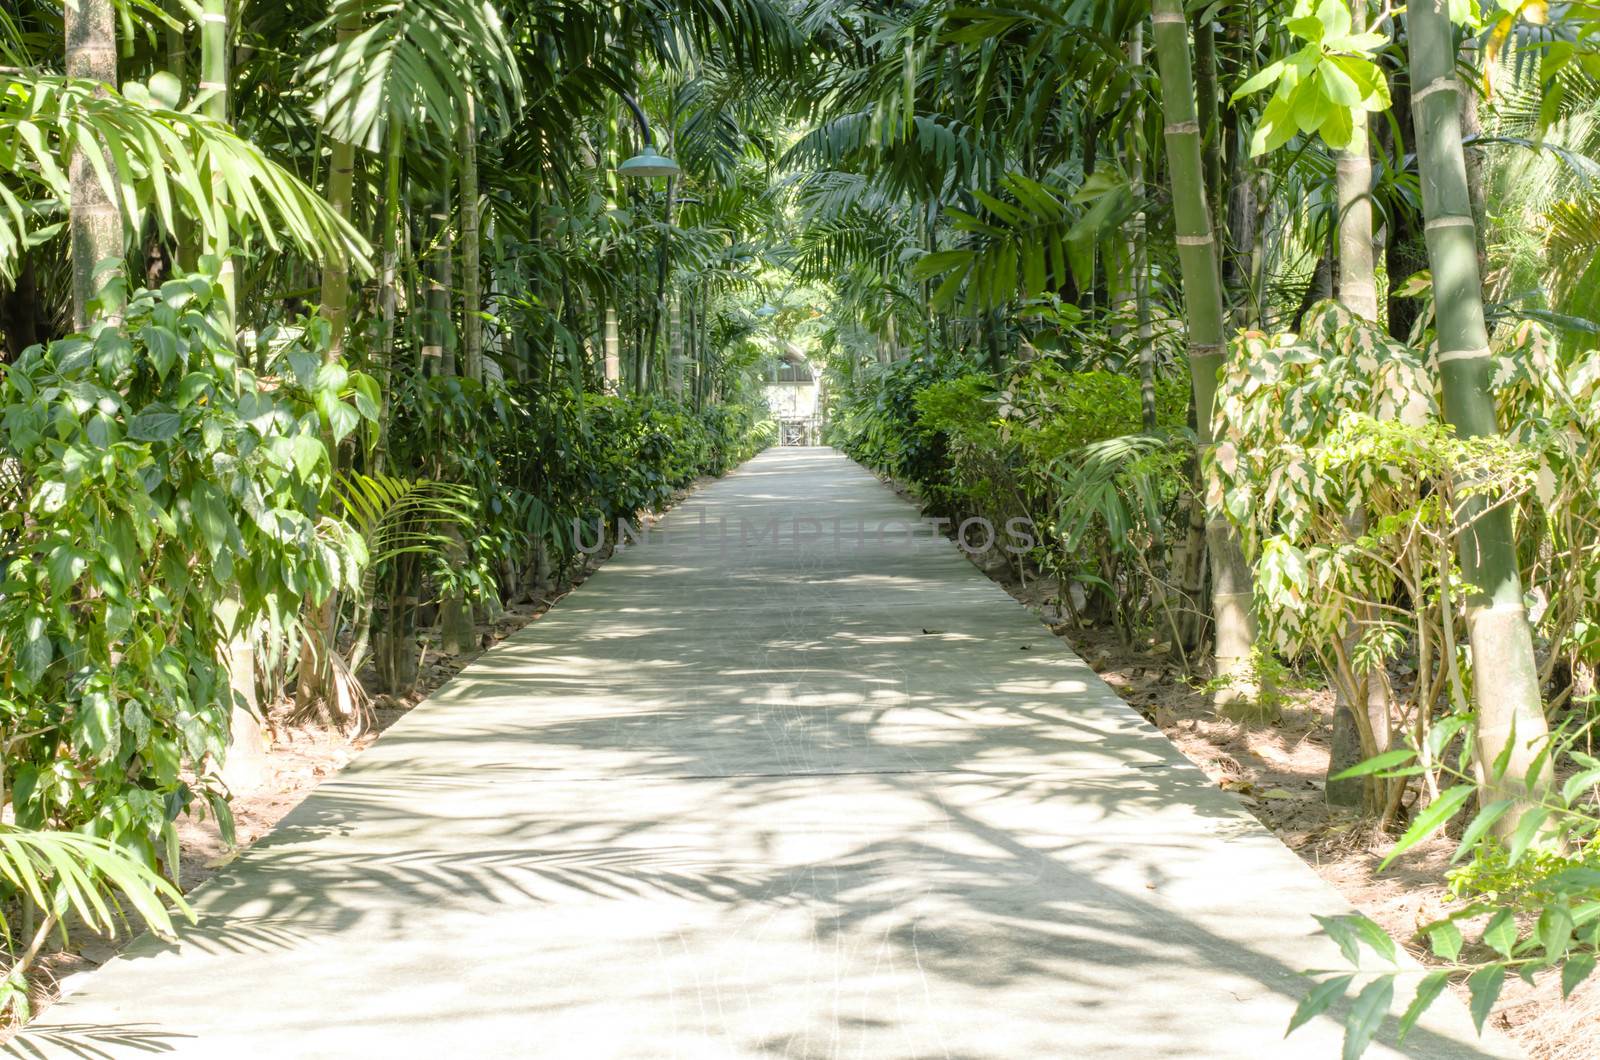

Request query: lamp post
[{"left": 614, "top": 93, "right": 678, "bottom": 393}]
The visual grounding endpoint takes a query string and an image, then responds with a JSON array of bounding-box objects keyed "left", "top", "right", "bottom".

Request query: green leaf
[
  {"left": 1232, "top": 59, "right": 1287, "bottom": 101},
  {"left": 1562, "top": 953, "right": 1596, "bottom": 999},
  {"left": 1331, "top": 748, "right": 1416, "bottom": 781},
  {"left": 77, "top": 691, "right": 120, "bottom": 764},
  {"left": 290, "top": 434, "right": 326, "bottom": 479},
  {"left": 128, "top": 407, "right": 181, "bottom": 442},
  {"left": 1288, "top": 15, "right": 1325, "bottom": 41},
  {"left": 1287, "top": 974, "right": 1354, "bottom": 1035},
  {"left": 1506, "top": 807, "right": 1551, "bottom": 867},
  {"left": 21, "top": 614, "right": 52, "bottom": 683},
  {"left": 1561, "top": 767, "right": 1600, "bottom": 806},
  {"left": 189, "top": 481, "right": 238, "bottom": 559},
  {"left": 1318, "top": 62, "right": 1364, "bottom": 107},
  {"left": 1482, "top": 909, "right": 1518, "bottom": 959},
  {"left": 1316, "top": 914, "right": 1393, "bottom": 964},
  {"left": 1452, "top": 799, "right": 1513, "bottom": 863},
  {"left": 1351, "top": 916, "right": 1398, "bottom": 962},
  {"left": 1379, "top": 785, "right": 1474, "bottom": 870},
  {"left": 1320, "top": 104, "right": 1355, "bottom": 149},
  {"left": 177, "top": 371, "right": 213, "bottom": 408},
  {"left": 1398, "top": 971, "right": 1450, "bottom": 1044},
  {"left": 1425, "top": 920, "right": 1463, "bottom": 961},
  {"left": 46, "top": 544, "right": 90, "bottom": 596},
  {"left": 1538, "top": 905, "right": 1574, "bottom": 961},
  {"left": 1343, "top": 976, "right": 1394, "bottom": 1060},
  {"left": 1466, "top": 965, "right": 1505, "bottom": 1032}
]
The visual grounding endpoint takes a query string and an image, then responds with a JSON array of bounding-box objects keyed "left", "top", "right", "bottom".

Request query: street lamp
[{"left": 616, "top": 93, "right": 679, "bottom": 179}]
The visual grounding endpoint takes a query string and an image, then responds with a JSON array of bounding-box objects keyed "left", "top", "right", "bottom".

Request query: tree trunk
[
  {"left": 603, "top": 306, "right": 621, "bottom": 391},
  {"left": 195, "top": 0, "right": 270, "bottom": 776},
  {"left": 668, "top": 295, "right": 684, "bottom": 397},
  {"left": 66, "top": 0, "right": 124, "bottom": 330},
  {"left": 425, "top": 174, "right": 473, "bottom": 654},
  {"left": 1124, "top": 25, "right": 1158, "bottom": 432},
  {"left": 373, "top": 120, "right": 404, "bottom": 476},
  {"left": 457, "top": 92, "right": 483, "bottom": 382},
  {"left": 317, "top": 145, "right": 356, "bottom": 355},
  {"left": 425, "top": 176, "right": 455, "bottom": 376},
  {"left": 1384, "top": 53, "right": 1429, "bottom": 341},
  {"left": 1151, "top": 0, "right": 1265, "bottom": 718},
  {"left": 1336, "top": 120, "right": 1379, "bottom": 321},
  {"left": 200, "top": 0, "right": 235, "bottom": 320},
  {"left": 296, "top": 2, "right": 360, "bottom": 722},
  {"left": 1325, "top": 18, "right": 1394, "bottom": 805},
  {"left": 1409, "top": 0, "right": 1552, "bottom": 817}
]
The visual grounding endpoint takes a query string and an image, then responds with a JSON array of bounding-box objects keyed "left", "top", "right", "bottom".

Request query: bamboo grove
[{"left": 1, "top": 0, "right": 1600, "bottom": 1053}]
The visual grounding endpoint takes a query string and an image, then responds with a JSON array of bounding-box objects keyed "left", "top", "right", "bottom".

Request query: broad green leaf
[
  {"left": 1287, "top": 974, "right": 1353, "bottom": 1035},
  {"left": 1482, "top": 909, "right": 1518, "bottom": 959},
  {"left": 1232, "top": 60, "right": 1287, "bottom": 101},
  {"left": 1426, "top": 920, "right": 1463, "bottom": 961},
  {"left": 1452, "top": 799, "right": 1514, "bottom": 863},
  {"left": 1331, "top": 748, "right": 1416, "bottom": 781},
  {"left": 1466, "top": 966, "right": 1505, "bottom": 1032},
  {"left": 1379, "top": 785, "right": 1474, "bottom": 870},
  {"left": 21, "top": 614, "right": 51, "bottom": 683},
  {"left": 1561, "top": 767, "right": 1600, "bottom": 805},
  {"left": 1398, "top": 971, "right": 1450, "bottom": 1044},
  {"left": 1343, "top": 976, "right": 1394, "bottom": 1060},
  {"left": 1563, "top": 953, "right": 1596, "bottom": 999},
  {"left": 189, "top": 481, "right": 238, "bottom": 559},
  {"left": 46, "top": 544, "right": 89, "bottom": 596},
  {"left": 128, "top": 407, "right": 181, "bottom": 442},
  {"left": 1538, "top": 905, "right": 1574, "bottom": 961},
  {"left": 77, "top": 692, "right": 120, "bottom": 763},
  {"left": 1505, "top": 807, "right": 1551, "bottom": 867}
]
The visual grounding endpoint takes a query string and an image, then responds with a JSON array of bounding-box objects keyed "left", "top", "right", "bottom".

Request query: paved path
[{"left": 16, "top": 449, "right": 1515, "bottom": 1058}]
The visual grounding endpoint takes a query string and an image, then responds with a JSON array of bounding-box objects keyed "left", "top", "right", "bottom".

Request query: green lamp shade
[{"left": 618, "top": 144, "right": 680, "bottom": 178}]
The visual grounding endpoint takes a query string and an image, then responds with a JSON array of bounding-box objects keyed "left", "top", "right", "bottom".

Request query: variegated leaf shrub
[{"left": 1211, "top": 300, "right": 1600, "bottom": 1051}]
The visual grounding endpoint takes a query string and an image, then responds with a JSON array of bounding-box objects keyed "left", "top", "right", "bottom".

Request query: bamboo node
[
  {"left": 1175, "top": 234, "right": 1213, "bottom": 246},
  {"left": 1411, "top": 77, "right": 1460, "bottom": 104},
  {"left": 1165, "top": 121, "right": 1200, "bottom": 135},
  {"left": 1425, "top": 216, "right": 1476, "bottom": 231},
  {"left": 1438, "top": 346, "right": 1491, "bottom": 363}
]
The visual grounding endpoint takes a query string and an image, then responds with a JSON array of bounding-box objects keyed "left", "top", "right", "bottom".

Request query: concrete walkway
[{"left": 15, "top": 449, "right": 1514, "bottom": 1058}]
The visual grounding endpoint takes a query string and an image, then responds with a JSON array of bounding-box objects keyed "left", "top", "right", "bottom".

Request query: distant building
[{"left": 764, "top": 345, "right": 820, "bottom": 445}]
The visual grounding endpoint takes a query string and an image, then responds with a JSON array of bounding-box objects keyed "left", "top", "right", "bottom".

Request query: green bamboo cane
[
  {"left": 1150, "top": 0, "right": 1265, "bottom": 718},
  {"left": 1408, "top": 0, "right": 1552, "bottom": 814}
]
